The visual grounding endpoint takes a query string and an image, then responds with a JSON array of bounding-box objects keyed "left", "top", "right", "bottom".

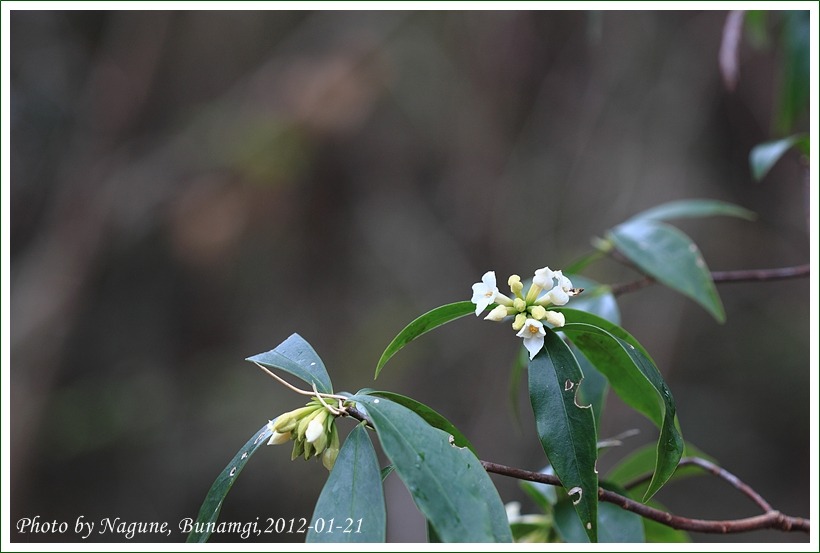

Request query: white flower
[
  {"left": 533, "top": 266, "right": 556, "bottom": 289},
  {"left": 546, "top": 271, "right": 574, "bottom": 306},
  {"left": 471, "top": 271, "right": 499, "bottom": 316},
  {"left": 305, "top": 418, "right": 325, "bottom": 443},
  {"left": 544, "top": 310, "right": 565, "bottom": 328},
  {"left": 484, "top": 304, "right": 508, "bottom": 321},
  {"left": 547, "top": 285, "right": 569, "bottom": 305},
  {"left": 516, "top": 318, "right": 546, "bottom": 359}
]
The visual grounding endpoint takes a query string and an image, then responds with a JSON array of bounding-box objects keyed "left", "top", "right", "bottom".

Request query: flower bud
[
  {"left": 508, "top": 275, "right": 524, "bottom": 297},
  {"left": 267, "top": 430, "right": 291, "bottom": 446},
  {"left": 322, "top": 424, "right": 341, "bottom": 471},
  {"left": 484, "top": 304, "right": 508, "bottom": 322},
  {"left": 305, "top": 409, "right": 328, "bottom": 443},
  {"left": 513, "top": 298, "right": 527, "bottom": 313},
  {"left": 529, "top": 305, "right": 547, "bottom": 320},
  {"left": 512, "top": 313, "right": 527, "bottom": 331},
  {"left": 322, "top": 445, "right": 339, "bottom": 471},
  {"left": 273, "top": 405, "right": 320, "bottom": 433},
  {"left": 305, "top": 417, "right": 325, "bottom": 444},
  {"left": 544, "top": 310, "right": 566, "bottom": 328}
]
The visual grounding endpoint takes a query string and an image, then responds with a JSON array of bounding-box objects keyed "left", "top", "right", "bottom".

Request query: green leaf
[
  {"left": 553, "top": 484, "right": 644, "bottom": 543},
  {"left": 627, "top": 199, "right": 756, "bottom": 223},
  {"left": 507, "top": 346, "right": 529, "bottom": 427},
  {"left": 307, "top": 424, "right": 386, "bottom": 543},
  {"left": 529, "top": 330, "right": 598, "bottom": 542},
  {"left": 607, "top": 219, "right": 725, "bottom": 322},
  {"left": 554, "top": 308, "right": 651, "bottom": 360},
  {"left": 777, "top": 11, "right": 809, "bottom": 133},
  {"left": 559, "top": 322, "right": 683, "bottom": 501},
  {"left": 565, "top": 275, "right": 621, "bottom": 325},
  {"left": 606, "top": 442, "right": 714, "bottom": 497},
  {"left": 570, "top": 345, "right": 608, "bottom": 432},
  {"left": 380, "top": 465, "right": 394, "bottom": 481},
  {"left": 750, "top": 134, "right": 809, "bottom": 181},
  {"left": 186, "top": 423, "right": 273, "bottom": 542},
  {"left": 246, "top": 333, "right": 333, "bottom": 394},
  {"left": 375, "top": 301, "right": 476, "bottom": 378},
  {"left": 520, "top": 467, "right": 558, "bottom": 510},
  {"left": 367, "top": 390, "right": 476, "bottom": 455},
  {"left": 352, "top": 394, "right": 512, "bottom": 543}
]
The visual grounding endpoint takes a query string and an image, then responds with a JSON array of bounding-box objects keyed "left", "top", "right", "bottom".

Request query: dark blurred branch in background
[{"left": 610, "top": 264, "right": 810, "bottom": 297}]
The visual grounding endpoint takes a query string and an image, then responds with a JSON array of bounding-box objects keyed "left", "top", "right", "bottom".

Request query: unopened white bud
[
  {"left": 484, "top": 304, "right": 508, "bottom": 322},
  {"left": 267, "top": 430, "right": 291, "bottom": 445},
  {"left": 544, "top": 310, "right": 566, "bottom": 328},
  {"left": 305, "top": 417, "right": 325, "bottom": 443}
]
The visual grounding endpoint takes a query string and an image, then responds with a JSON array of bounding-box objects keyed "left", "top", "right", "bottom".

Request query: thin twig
[
  {"left": 343, "top": 406, "right": 809, "bottom": 535},
  {"left": 253, "top": 362, "right": 349, "bottom": 403},
  {"left": 610, "top": 264, "right": 810, "bottom": 297},
  {"left": 623, "top": 456, "right": 772, "bottom": 512},
  {"left": 481, "top": 460, "right": 809, "bottom": 535}
]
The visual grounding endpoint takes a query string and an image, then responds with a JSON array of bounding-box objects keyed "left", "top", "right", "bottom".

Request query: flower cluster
[
  {"left": 471, "top": 267, "right": 580, "bottom": 359},
  {"left": 267, "top": 398, "right": 341, "bottom": 470}
]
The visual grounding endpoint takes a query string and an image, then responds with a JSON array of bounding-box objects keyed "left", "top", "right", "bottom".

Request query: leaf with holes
[
  {"left": 246, "top": 333, "right": 333, "bottom": 394},
  {"left": 554, "top": 484, "right": 644, "bottom": 543},
  {"left": 186, "top": 422, "right": 273, "bottom": 542},
  {"left": 626, "top": 199, "right": 756, "bottom": 223},
  {"left": 559, "top": 322, "right": 683, "bottom": 501},
  {"left": 351, "top": 394, "right": 512, "bottom": 542},
  {"left": 375, "top": 301, "right": 475, "bottom": 378},
  {"left": 529, "top": 329, "right": 598, "bottom": 542},
  {"left": 607, "top": 219, "right": 725, "bottom": 322},
  {"left": 307, "top": 424, "right": 386, "bottom": 542}
]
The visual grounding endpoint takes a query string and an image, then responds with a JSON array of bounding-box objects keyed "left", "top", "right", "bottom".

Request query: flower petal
[
  {"left": 548, "top": 285, "right": 570, "bottom": 306},
  {"left": 533, "top": 266, "right": 555, "bottom": 289}
]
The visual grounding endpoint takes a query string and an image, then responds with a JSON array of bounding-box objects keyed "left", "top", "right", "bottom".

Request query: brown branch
[
  {"left": 610, "top": 264, "right": 810, "bottom": 297},
  {"left": 345, "top": 406, "right": 809, "bottom": 535},
  {"left": 482, "top": 460, "right": 809, "bottom": 535},
  {"left": 623, "top": 456, "right": 771, "bottom": 512}
]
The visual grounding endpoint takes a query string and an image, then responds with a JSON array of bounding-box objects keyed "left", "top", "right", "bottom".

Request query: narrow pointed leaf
[
  {"left": 559, "top": 322, "right": 683, "bottom": 501},
  {"left": 246, "top": 333, "right": 333, "bottom": 394},
  {"left": 186, "top": 423, "right": 273, "bottom": 542},
  {"left": 554, "top": 484, "right": 644, "bottom": 543},
  {"left": 608, "top": 219, "right": 725, "bottom": 322},
  {"left": 368, "top": 391, "right": 476, "bottom": 454},
  {"left": 375, "top": 301, "right": 475, "bottom": 378},
  {"left": 606, "top": 442, "right": 714, "bottom": 498},
  {"left": 307, "top": 424, "right": 386, "bottom": 542},
  {"left": 750, "top": 134, "right": 809, "bottom": 180},
  {"left": 352, "top": 394, "right": 512, "bottom": 543},
  {"left": 529, "top": 330, "right": 598, "bottom": 542},
  {"left": 627, "top": 199, "right": 755, "bottom": 223}
]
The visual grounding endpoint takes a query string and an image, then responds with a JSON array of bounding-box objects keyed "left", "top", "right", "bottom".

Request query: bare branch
[
  {"left": 611, "top": 264, "right": 810, "bottom": 297},
  {"left": 481, "top": 460, "right": 809, "bottom": 535},
  {"left": 623, "top": 456, "right": 772, "bottom": 512}
]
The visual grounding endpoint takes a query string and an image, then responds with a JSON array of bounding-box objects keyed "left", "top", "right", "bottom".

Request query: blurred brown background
[{"left": 9, "top": 10, "right": 810, "bottom": 543}]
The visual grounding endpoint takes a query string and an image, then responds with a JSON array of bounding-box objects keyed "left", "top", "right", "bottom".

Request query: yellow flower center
[{"left": 528, "top": 324, "right": 539, "bottom": 335}]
